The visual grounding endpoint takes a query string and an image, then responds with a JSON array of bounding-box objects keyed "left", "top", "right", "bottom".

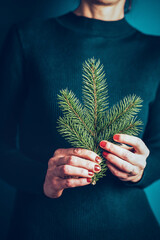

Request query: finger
[
  {"left": 55, "top": 165, "right": 101, "bottom": 178},
  {"left": 103, "top": 152, "right": 139, "bottom": 175},
  {"left": 106, "top": 162, "right": 130, "bottom": 179},
  {"left": 53, "top": 148, "right": 101, "bottom": 163},
  {"left": 113, "top": 134, "right": 150, "bottom": 156},
  {"left": 59, "top": 177, "right": 92, "bottom": 189},
  {"left": 100, "top": 141, "right": 146, "bottom": 169},
  {"left": 100, "top": 140, "right": 137, "bottom": 164},
  {"left": 54, "top": 155, "right": 101, "bottom": 172}
]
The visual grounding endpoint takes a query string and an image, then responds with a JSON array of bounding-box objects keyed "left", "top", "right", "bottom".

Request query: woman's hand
[
  {"left": 43, "top": 148, "right": 101, "bottom": 198},
  {"left": 100, "top": 134, "right": 150, "bottom": 183}
]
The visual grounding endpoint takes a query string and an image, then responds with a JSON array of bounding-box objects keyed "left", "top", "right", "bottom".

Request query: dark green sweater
[{"left": 0, "top": 11, "right": 160, "bottom": 240}]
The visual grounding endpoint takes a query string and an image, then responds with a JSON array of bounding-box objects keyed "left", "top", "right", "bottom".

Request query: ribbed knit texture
[{"left": 0, "top": 11, "right": 160, "bottom": 240}]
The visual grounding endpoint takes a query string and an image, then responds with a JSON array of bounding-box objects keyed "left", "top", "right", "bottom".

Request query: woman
[{"left": 0, "top": 0, "right": 160, "bottom": 239}]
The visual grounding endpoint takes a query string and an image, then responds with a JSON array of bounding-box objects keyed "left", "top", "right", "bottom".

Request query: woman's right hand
[{"left": 43, "top": 148, "right": 102, "bottom": 198}]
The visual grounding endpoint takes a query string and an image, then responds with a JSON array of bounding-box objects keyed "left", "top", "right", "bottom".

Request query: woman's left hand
[{"left": 100, "top": 134, "right": 150, "bottom": 183}]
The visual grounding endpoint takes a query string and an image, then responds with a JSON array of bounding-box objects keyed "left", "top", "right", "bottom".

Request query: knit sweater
[{"left": 0, "top": 11, "right": 160, "bottom": 240}]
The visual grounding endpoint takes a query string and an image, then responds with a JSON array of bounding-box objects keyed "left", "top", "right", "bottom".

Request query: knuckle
[
  {"left": 54, "top": 148, "right": 63, "bottom": 156},
  {"left": 141, "top": 159, "right": 147, "bottom": 169},
  {"left": 65, "top": 179, "right": 73, "bottom": 188},
  {"left": 48, "top": 157, "right": 58, "bottom": 170},
  {"left": 138, "top": 156, "right": 146, "bottom": 169},
  {"left": 48, "top": 158, "right": 54, "bottom": 168},
  {"left": 146, "top": 148, "right": 150, "bottom": 157},
  {"left": 68, "top": 156, "right": 75, "bottom": 165},
  {"left": 121, "top": 151, "right": 130, "bottom": 160},
  {"left": 79, "top": 178, "right": 85, "bottom": 185},
  {"left": 73, "top": 148, "right": 82, "bottom": 155},
  {"left": 62, "top": 165, "right": 69, "bottom": 175},
  {"left": 112, "top": 168, "right": 119, "bottom": 176},
  {"left": 115, "top": 170, "right": 121, "bottom": 177},
  {"left": 136, "top": 138, "right": 142, "bottom": 147},
  {"left": 121, "top": 163, "right": 127, "bottom": 172}
]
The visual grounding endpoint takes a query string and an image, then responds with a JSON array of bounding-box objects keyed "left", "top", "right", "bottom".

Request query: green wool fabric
[{"left": 0, "top": 11, "right": 160, "bottom": 240}]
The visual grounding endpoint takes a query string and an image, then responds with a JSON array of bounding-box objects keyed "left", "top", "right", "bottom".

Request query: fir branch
[
  {"left": 57, "top": 89, "right": 94, "bottom": 136},
  {"left": 98, "top": 116, "right": 143, "bottom": 144},
  {"left": 57, "top": 57, "right": 143, "bottom": 185},
  {"left": 57, "top": 116, "right": 94, "bottom": 150},
  {"left": 98, "top": 95, "right": 143, "bottom": 134},
  {"left": 82, "top": 58, "right": 109, "bottom": 130}
]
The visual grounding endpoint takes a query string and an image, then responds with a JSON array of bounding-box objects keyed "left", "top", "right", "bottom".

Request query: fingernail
[
  {"left": 88, "top": 171, "right": 94, "bottom": 176},
  {"left": 113, "top": 134, "right": 120, "bottom": 141},
  {"left": 87, "top": 178, "right": 92, "bottom": 183},
  {"left": 100, "top": 141, "right": 106, "bottom": 148},
  {"left": 103, "top": 151, "right": 108, "bottom": 157},
  {"left": 94, "top": 165, "right": 101, "bottom": 172},
  {"left": 95, "top": 156, "right": 101, "bottom": 164}
]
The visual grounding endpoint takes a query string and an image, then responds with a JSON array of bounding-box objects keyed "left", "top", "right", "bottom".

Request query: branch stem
[{"left": 64, "top": 94, "right": 94, "bottom": 137}]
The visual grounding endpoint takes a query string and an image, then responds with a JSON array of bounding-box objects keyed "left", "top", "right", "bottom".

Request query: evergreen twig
[{"left": 57, "top": 57, "right": 143, "bottom": 185}]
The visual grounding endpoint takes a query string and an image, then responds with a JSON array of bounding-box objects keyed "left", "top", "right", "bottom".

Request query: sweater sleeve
[
  {"left": 124, "top": 81, "right": 160, "bottom": 189},
  {"left": 0, "top": 25, "right": 48, "bottom": 195}
]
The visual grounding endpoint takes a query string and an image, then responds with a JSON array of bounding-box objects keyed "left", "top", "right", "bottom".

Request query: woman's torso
[{"left": 7, "top": 14, "right": 160, "bottom": 239}]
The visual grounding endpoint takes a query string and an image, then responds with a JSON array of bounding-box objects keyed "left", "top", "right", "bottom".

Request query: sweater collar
[{"left": 56, "top": 11, "right": 137, "bottom": 38}]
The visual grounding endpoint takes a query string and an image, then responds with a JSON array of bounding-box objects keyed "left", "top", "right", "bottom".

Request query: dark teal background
[{"left": 0, "top": 1, "right": 160, "bottom": 239}]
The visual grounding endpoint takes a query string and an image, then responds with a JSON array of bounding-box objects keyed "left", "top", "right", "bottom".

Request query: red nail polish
[
  {"left": 88, "top": 171, "right": 94, "bottom": 176},
  {"left": 114, "top": 134, "right": 119, "bottom": 141},
  {"left": 94, "top": 165, "right": 101, "bottom": 172},
  {"left": 95, "top": 156, "right": 101, "bottom": 164},
  {"left": 103, "top": 151, "right": 108, "bottom": 157},
  {"left": 100, "top": 141, "right": 106, "bottom": 148},
  {"left": 87, "top": 178, "right": 92, "bottom": 183}
]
